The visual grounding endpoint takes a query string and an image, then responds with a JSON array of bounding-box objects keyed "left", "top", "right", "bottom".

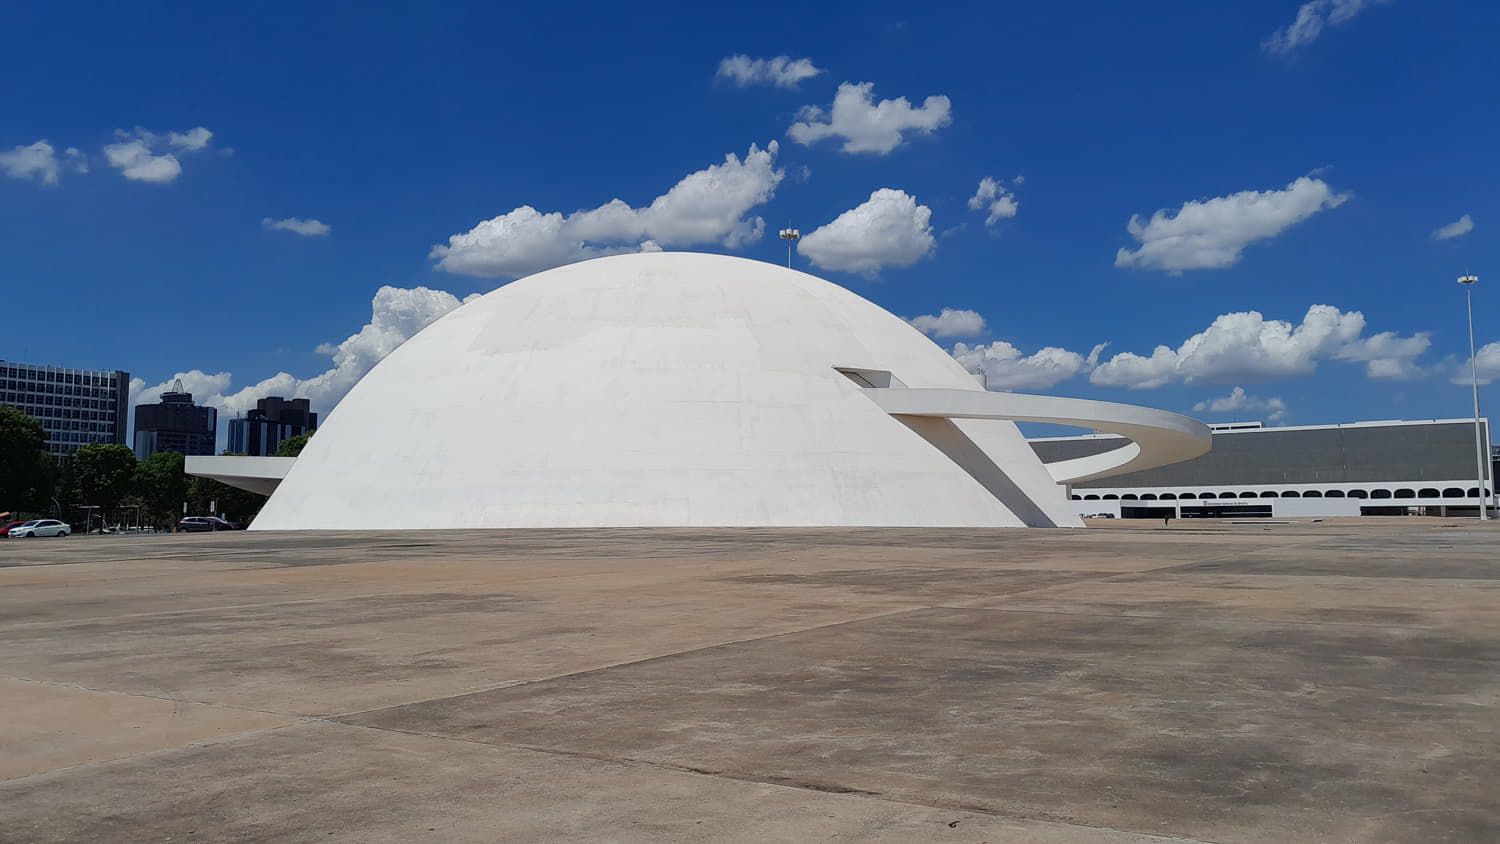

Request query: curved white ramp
[{"left": 863, "top": 388, "right": 1211, "bottom": 484}]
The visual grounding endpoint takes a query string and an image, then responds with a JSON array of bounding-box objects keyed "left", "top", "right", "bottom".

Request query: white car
[{"left": 8, "top": 519, "right": 71, "bottom": 538}]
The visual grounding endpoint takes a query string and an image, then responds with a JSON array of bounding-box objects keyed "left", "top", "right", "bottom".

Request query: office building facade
[
  {"left": 228, "top": 396, "right": 317, "bottom": 456},
  {"left": 133, "top": 379, "right": 218, "bottom": 460},
  {"left": 0, "top": 360, "right": 130, "bottom": 457}
]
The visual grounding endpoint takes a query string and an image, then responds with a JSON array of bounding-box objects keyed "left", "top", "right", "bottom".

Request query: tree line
[{"left": 0, "top": 406, "right": 311, "bottom": 530}]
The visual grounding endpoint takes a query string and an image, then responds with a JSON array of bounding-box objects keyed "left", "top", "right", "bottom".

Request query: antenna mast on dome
[{"left": 779, "top": 223, "right": 800, "bottom": 269}]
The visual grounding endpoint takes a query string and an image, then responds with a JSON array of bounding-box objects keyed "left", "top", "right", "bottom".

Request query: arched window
[
  {"left": 1305, "top": 490, "right": 1323, "bottom": 498},
  {"left": 1283, "top": 491, "right": 1301, "bottom": 498},
  {"left": 1084, "top": 494, "right": 1100, "bottom": 500},
  {"left": 1103, "top": 494, "right": 1119, "bottom": 500},
  {"left": 1141, "top": 493, "right": 1157, "bottom": 500},
  {"left": 1219, "top": 492, "right": 1237, "bottom": 499},
  {"left": 1179, "top": 492, "right": 1198, "bottom": 499},
  {"left": 1349, "top": 489, "right": 1368, "bottom": 499},
  {"left": 1326, "top": 490, "right": 1345, "bottom": 498},
  {"left": 1395, "top": 488, "right": 1416, "bottom": 499},
  {"left": 1071, "top": 495, "right": 1083, "bottom": 500},
  {"left": 1418, "top": 488, "right": 1440, "bottom": 499},
  {"left": 1161, "top": 493, "right": 1177, "bottom": 500},
  {"left": 1372, "top": 489, "right": 1392, "bottom": 499},
  {"left": 1122, "top": 494, "right": 1139, "bottom": 500},
  {"left": 1240, "top": 492, "right": 1258, "bottom": 499},
  {"left": 1262, "top": 491, "right": 1279, "bottom": 498},
  {"left": 1444, "top": 487, "right": 1464, "bottom": 498},
  {"left": 1469, "top": 488, "right": 1482, "bottom": 498}
]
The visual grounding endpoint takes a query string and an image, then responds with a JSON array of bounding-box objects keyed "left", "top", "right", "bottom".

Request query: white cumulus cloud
[
  {"left": 103, "top": 126, "right": 213, "bottom": 183},
  {"left": 968, "top": 176, "right": 1019, "bottom": 227},
  {"left": 908, "top": 308, "right": 986, "bottom": 338},
  {"left": 788, "top": 81, "right": 952, "bottom": 155},
  {"left": 432, "top": 142, "right": 783, "bottom": 278},
  {"left": 1193, "top": 387, "right": 1288, "bottom": 422},
  {"left": 1455, "top": 342, "right": 1500, "bottom": 386},
  {"left": 1431, "top": 214, "right": 1474, "bottom": 241},
  {"left": 950, "top": 341, "right": 1105, "bottom": 391},
  {"left": 1333, "top": 329, "right": 1433, "bottom": 372},
  {"left": 1263, "top": 0, "right": 1389, "bottom": 54},
  {"left": 716, "top": 55, "right": 823, "bottom": 88},
  {"left": 129, "top": 369, "right": 236, "bottom": 412},
  {"left": 797, "top": 188, "right": 934, "bottom": 276},
  {"left": 167, "top": 127, "right": 213, "bottom": 151},
  {"left": 0, "top": 140, "right": 62, "bottom": 185},
  {"left": 1090, "top": 305, "right": 1429, "bottom": 389},
  {"left": 1115, "top": 176, "right": 1349, "bottom": 273},
  {"left": 130, "top": 286, "right": 481, "bottom": 446},
  {"left": 263, "top": 217, "right": 332, "bottom": 237}
]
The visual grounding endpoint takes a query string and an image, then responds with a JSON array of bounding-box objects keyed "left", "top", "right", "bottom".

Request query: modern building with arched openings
[{"left": 1033, "top": 419, "right": 1496, "bottom": 519}]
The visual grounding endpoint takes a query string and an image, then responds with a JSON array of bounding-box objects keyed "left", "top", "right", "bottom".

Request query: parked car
[
  {"left": 176, "top": 516, "right": 243, "bottom": 532},
  {"left": 0, "top": 520, "right": 28, "bottom": 537},
  {"left": 8, "top": 519, "right": 71, "bottom": 538}
]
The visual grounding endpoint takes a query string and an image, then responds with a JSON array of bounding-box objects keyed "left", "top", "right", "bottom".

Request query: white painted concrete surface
[
  {"left": 243, "top": 253, "right": 1204, "bottom": 530},
  {"left": 184, "top": 456, "right": 295, "bottom": 497},
  {"left": 865, "top": 388, "right": 1210, "bottom": 483}
]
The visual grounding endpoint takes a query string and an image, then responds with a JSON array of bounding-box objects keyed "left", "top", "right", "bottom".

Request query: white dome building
[{"left": 220, "top": 252, "right": 1207, "bottom": 530}]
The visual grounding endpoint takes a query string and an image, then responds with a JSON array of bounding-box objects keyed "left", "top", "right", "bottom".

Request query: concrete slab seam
[{"left": 323, "top": 720, "right": 1215, "bottom": 844}]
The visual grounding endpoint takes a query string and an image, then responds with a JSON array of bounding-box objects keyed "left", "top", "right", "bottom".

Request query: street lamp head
[
  {"left": 1459, "top": 274, "right": 1478, "bottom": 286},
  {"left": 779, "top": 228, "right": 800, "bottom": 241}
]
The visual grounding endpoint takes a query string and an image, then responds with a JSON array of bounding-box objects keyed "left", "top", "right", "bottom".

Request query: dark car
[{"left": 176, "top": 516, "right": 243, "bottom": 532}]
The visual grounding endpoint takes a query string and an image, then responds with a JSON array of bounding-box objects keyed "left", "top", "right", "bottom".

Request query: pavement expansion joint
[
  {"left": 329, "top": 720, "right": 1214, "bottom": 844},
  {"left": 1134, "top": 537, "right": 1334, "bottom": 576},
  {"left": 942, "top": 603, "right": 1442, "bottom": 631},
  {"left": 325, "top": 604, "right": 931, "bottom": 722},
  {"left": 0, "top": 674, "right": 312, "bottom": 720},
  {"left": 0, "top": 721, "right": 310, "bottom": 785},
  {"left": 0, "top": 589, "right": 473, "bottom": 632}
]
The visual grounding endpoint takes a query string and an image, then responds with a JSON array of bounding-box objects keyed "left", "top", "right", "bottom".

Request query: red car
[{"left": 0, "top": 520, "right": 28, "bottom": 537}]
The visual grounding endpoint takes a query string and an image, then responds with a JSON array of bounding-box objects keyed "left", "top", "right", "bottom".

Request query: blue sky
[{"left": 3, "top": 0, "right": 1497, "bottom": 439}]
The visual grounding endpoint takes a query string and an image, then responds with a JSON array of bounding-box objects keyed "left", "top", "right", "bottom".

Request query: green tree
[
  {"left": 54, "top": 455, "right": 81, "bottom": 523},
  {"left": 134, "top": 451, "right": 187, "bottom": 528},
  {"left": 0, "top": 406, "right": 47, "bottom": 511},
  {"left": 186, "top": 477, "right": 267, "bottom": 525},
  {"left": 72, "top": 443, "right": 139, "bottom": 513},
  {"left": 274, "top": 432, "right": 314, "bottom": 457},
  {"left": 26, "top": 450, "right": 61, "bottom": 515}
]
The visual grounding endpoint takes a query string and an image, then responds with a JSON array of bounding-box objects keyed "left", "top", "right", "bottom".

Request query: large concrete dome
[{"left": 250, "top": 252, "right": 1203, "bottom": 529}]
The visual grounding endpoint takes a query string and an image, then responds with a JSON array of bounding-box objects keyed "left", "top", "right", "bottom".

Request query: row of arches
[{"left": 1073, "top": 487, "right": 1492, "bottom": 501}]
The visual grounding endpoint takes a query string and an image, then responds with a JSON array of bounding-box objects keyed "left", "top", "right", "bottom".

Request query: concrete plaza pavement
[{"left": 0, "top": 519, "right": 1496, "bottom": 842}]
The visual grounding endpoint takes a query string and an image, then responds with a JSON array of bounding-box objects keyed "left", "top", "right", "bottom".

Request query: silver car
[{"left": 8, "top": 519, "right": 71, "bottom": 538}]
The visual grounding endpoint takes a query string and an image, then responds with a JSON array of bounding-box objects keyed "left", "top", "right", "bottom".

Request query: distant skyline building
[
  {"left": 133, "top": 379, "right": 218, "bottom": 460},
  {"left": 0, "top": 360, "right": 130, "bottom": 458},
  {"left": 228, "top": 396, "right": 317, "bottom": 456}
]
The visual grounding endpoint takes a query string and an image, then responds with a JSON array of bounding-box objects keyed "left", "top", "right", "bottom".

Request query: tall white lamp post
[
  {"left": 779, "top": 226, "right": 800, "bottom": 268},
  {"left": 1459, "top": 274, "right": 1488, "bottom": 520}
]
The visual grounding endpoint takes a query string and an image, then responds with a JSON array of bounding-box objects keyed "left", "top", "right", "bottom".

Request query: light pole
[
  {"left": 779, "top": 226, "right": 800, "bottom": 268},
  {"left": 1459, "top": 274, "right": 1488, "bottom": 520}
]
